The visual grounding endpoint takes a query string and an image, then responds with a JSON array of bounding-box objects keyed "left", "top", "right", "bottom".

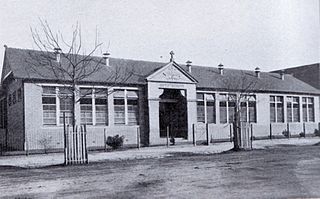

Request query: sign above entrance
[{"left": 146, "top": 62, "right": 198, "bottom": 84}]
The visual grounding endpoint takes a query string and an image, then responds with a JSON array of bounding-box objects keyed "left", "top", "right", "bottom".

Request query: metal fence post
[
  {"left": 137, "top": 126, "right": 141, "bottom": 149},
  {"left": 63, "top": 112, "right": 67, "bottom": 165},
  {"left": 229, "top": 124, "right": 233, "bottom": 142},
  {"left": 104, "top": 128, "right": 107, "bottom": 151},
  {"left": 303, "top": 122, "right": 306, "bottom": 138},
  {"left": 250, "top": 123, "right": 253, "bottom": 149},
  {"left": 192, "top": 124, "right": 196, "bottom": 146},
  {"left": 287, "top": 123, "right": 290, "bottom": 138},
  {"left": 166, "top": 126, "right": 169, "bottom": 148},
  {"left": 206, "top": 123, "right": 209, "bottom": 145},
  {"left": 269, "top": 123, "right": 272, "bottom": 139}
]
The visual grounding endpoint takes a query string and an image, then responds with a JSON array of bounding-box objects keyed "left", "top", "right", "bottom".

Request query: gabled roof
[
  {"left": 2, "top": 47, "right": 320, "bottom": 95},
  {"left": 146, "top": 61, "right": 198, "bottom": 83}
]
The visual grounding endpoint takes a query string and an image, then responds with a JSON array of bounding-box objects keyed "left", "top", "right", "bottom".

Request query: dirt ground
[{"left": 1, "top": 144, "right": 320, "bottom": 199}]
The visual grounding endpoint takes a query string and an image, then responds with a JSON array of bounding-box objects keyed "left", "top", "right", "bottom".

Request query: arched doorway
[{"left": 159, "top": 89, "right": 188, "bottom": 139}]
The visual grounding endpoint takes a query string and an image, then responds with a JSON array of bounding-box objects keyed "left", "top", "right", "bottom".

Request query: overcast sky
[{"left": 0, "top": 0, "right": 319, "bottom": 72}]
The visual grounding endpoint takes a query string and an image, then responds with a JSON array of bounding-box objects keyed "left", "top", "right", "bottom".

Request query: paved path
[{"left": 0, "top": 137, "right": 319, "bottom": 168}]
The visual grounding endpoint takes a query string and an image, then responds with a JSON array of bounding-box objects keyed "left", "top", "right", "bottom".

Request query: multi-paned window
[
  {"left": 270, "top": 96, "right": 284, "bottom": 123},
  {"left": 113, "top": 89, "right": 139, "bottom": 125},
  {"left": 59, "top": 87, "right": 73, "bottom": 125},
  {"left": 17, "top": 88, "right": 22, "bottom": 102},
  {"left": 8, "top": 94, "right": 12, "bottom": 106},
  {"left": 127, "top": 90, "right": 139, "bottom": 125},
  {"left": 95, "top": 88, "right": 108, "bottom": 125},
  {"left": 42, "top": 86, "right": 110, "bottom": 126},
  {"left": 219, "top": 94, "right": 256, "bottom": 124},
  {"left": 79, "top": 88, "right": 109, "bottom": 125},
  {"left": 80, "top": 88, "right": 93, "bottom": 125},
  {"left": 196, "top": 93, "right": 215, "bottom": 123},
  {"left": 114, "top": 90, "right": 125, "bottom": 125},
  {"left": 12, "top": 91, "right": 16, "bottom": 104},
  {"left": 42, "top": 87, "right": 57, "bottom": 125},
  {"left": 302, "top": 97, "right": 314, "bottom": 122},
  {"left": 286, "top": 96, "right": 300, "bottom": 122},
  {"left": 219, "top": 94, "right": 236, "bottom": 123},
  {"left": 240, "top": 95, "right": 256, "bottom": 123},
  {"left": 0, "top": 98, "right": 7, "bottom": 128}
]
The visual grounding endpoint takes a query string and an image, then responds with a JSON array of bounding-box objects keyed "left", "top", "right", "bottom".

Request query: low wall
[
  {"left": 26, "top": 125, "right": 140, "bottom": 151},
  {"left": 193, "top": 122, "right": 320, "bottom": 142},
  {"left": 194, "top": 123, "right": 232, "bottom": 142}
]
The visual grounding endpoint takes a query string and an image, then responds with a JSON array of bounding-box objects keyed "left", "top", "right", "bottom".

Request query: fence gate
[
  {"left": 64, "top": 125, "right": 88, "bottom": 165},
  {"left": 240, "top": 122, "right": 252, "bottom": 150}
]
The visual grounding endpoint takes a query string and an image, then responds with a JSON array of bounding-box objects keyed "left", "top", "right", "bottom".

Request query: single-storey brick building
[{"left": 0, "top": 47, "right": 319, "bottom": 151}]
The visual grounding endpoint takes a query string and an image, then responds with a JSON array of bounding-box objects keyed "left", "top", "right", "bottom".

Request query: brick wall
[{"left": 6, "top": 79, "right": 24, "bottom": 150}]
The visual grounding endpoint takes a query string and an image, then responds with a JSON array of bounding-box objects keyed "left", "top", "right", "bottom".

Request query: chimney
[
  {"left": 54, "top": 47, "right": 61, "bottom": 62},
  {"left": 103, "top": 52, "right": 111, "bottom": 66},
  {"left": 218, "top": 63, "right": 224, "bottom": 75},
  {"left": 255, "top": 67, "right": 261, "bottom": 78},
  {"left": 280, "top": 70, "right": 285, "bottom": 80},
  {"left": 186, "top": 60, "right": 192, "bottom": 73}
]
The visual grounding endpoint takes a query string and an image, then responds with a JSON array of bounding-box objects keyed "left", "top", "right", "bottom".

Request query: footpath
[{"left": 0, "top": 137, "right": 319, "bottom": 168}]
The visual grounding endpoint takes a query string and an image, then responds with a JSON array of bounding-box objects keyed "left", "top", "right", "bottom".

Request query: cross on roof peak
[{"left": 169, "top": 50, "right": 174, "bottom": 62}]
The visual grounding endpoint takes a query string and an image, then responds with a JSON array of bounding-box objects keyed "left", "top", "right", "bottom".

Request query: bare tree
[
  {"left": 26, "top": 20, "right": 134, "bottom": 128},
  {"left": 222, "top": 69, "right": 262, "bottom": 151}
]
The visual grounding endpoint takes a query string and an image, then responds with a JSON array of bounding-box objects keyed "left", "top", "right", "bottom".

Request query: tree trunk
[{"left": 233, "top": 97, "right": 242, "bottom": 151}]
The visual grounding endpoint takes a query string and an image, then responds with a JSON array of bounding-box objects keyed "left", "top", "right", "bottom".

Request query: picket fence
[{"left": 64, "top": 125, "right": 88, "bottom": 165}]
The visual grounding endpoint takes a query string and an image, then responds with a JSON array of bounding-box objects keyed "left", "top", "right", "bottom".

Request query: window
[
  {"left": 80, "top": 89, "right": 93, "bottom": 125},
  {"left": 240, "top": 102, "right": 247, "bottom": 122},
  {"left": 248, "top": 100, "right": 256, "bottom": 123},
  {"left": 219, "top": 94, "right": 236, "bottom": 124},
  {"left": 270, "top": 96, "right": 284, "bottom": 123},
  {"left": 12, "top": 91, "right": 16, "bottom": 104},
  {"left": 42, "top": 86, "right": 57, "bottom": 125},
  {"left": 95, "top": 88, "right": 108, "bottom": 125},
  {"left": 302, "top": 97, "right": 314, "bottom": 122},
  {"left": 197, "top": 93, "right": 205, "bottom": 122},
  {"left": 114, "top": 90, "right": 125, "bottom": 125},
  {"left": 206, "top": 94, "right": 215, "bottom": 123},
  {"left": 219, "top": 94, "right": 256, "bottom": 124},
  {"left": 286, "top": 97, "right": 300, "bottom": 122},
  {"left": 42, "top": 86, "right": 111, "bottom": 126},
  {"left": 8, "top": 94, "right": 12, "bottom": 106},
  {"left": 113, "top": 89, "right": 139, "bottom": 125},
  {"left": 242, "top": 95, "right": 256, "bottom": 123},
  {"left": 196, "top": 93, "right": 215, "bottom": 123},
  {"left": 17, "top": 88, "right": 22, "bottom": 102},
  {"left": 127, "top": 90, "right": 139, "bottom": 125},
  {"left": 219, "top": 95, "right": 227, "bottom": 123},
  {"left": 0, "top": 98, "right": 7, "bottom": 128},
  {"left": 59, "top": 87, "right": 73, "bottom": 125}
]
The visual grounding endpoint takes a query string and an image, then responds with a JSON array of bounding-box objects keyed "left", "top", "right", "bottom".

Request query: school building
[{"left": 0, "top": 47, "right": 319, "bottom": 151}]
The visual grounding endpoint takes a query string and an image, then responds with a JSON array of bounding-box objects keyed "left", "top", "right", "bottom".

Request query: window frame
[
  {"left": 113, "top": 88, "right": 139, "bottom": 126},
  {"left": 302, "top": 97, "right": 315, "bottom": 122},
  {"left": 196, "top": 92, "right": 216, "bottom": 123},
  {"left": 219, "top": 93, "right": 256, "bottom": 124},
  {"left": 270, "top": 95, "right": 284, "bottom": 123},
  {"left": 286, "top": 96, "right": 300, "bottom": 123}
]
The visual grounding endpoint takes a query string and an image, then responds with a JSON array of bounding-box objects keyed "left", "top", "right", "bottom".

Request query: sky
[{"left": 0, "top": 0, "right": 319, "bottom": 72}]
